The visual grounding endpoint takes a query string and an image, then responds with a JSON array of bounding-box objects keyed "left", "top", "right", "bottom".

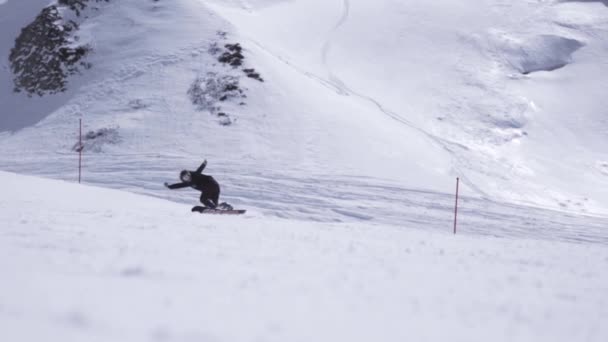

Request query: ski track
[
  {"left": 321, "top": 0, "right": 351, "bottom": 96},
  {"left": 252, "top": 0, "right": 489, "bottom": 198},
  {"left": 2, "top": 169, "right": 608, "bottom": 342},
  {"left": 1, "top": 154, "right": 607, "bottom": 246}
]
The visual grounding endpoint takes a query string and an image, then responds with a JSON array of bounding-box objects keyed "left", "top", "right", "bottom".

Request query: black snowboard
[{"left": 191, "top": 206, "right": 246, "bottom": 215}]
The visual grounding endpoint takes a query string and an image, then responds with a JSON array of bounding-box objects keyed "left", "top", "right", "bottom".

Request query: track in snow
[{"left": 1, "top": 153, "right": 607, "bottom": 245}]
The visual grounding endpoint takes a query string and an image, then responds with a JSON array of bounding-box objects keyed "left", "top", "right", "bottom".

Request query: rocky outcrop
[{"left": 9, "top": 0, "right": 109, "bottom": 96}]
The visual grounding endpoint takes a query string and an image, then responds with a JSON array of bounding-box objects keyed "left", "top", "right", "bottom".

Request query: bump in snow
[{"left": 499, "top": 34, "right": 584, "bottom": 75}]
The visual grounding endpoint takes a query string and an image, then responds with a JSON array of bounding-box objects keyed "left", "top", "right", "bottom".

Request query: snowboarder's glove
[{"left": 164, "top": 182, "right": 170, "bottom": 188}]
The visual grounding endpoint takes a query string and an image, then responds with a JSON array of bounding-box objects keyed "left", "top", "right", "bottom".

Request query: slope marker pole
[
  {"left": 78, "top": 118, "right": 82, "bottom": 184},
  {"left": 453, "top": 177, "right": 460, "bottom": 234}
]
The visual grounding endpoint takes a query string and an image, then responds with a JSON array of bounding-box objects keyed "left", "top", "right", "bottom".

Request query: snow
[
  {"left": 1, "top": 171, "right": 608, "bottom": 342},
  {"left": 1, "top": 1, "right": 608, "bottom": 340},
  {"left": 499, "top": 34, "right": 584, "bottom": 74},
  {"left": 1, "top": 0, "right": 607, "bottom": 215}
]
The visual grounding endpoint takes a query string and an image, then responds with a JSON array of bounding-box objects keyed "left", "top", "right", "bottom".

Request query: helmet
[{"left": 180, "top": 170, "right": 192, "bottom": 182}]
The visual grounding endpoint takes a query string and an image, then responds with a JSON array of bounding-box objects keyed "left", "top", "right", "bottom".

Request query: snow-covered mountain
[
  {"left": 1, "top": 0, "right": 608, "bottom": 218},
  {"left": 2, "top": 2, "right": 608, "bottom": 341}
]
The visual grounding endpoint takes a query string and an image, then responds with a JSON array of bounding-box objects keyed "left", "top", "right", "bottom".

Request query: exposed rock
[
  {"left": 243, "top": 68, "right": 264, "bottom": 82},
  {"left": 9, "top": 6, "right": 89, "bottom": 96},
  {"left": 9, "top": 0, "right": 110, "bottom": 96},
  {"left": 218, "top": 43, "right": 245, "bottom": 67}
]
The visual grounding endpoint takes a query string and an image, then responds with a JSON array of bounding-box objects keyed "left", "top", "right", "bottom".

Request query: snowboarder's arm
[
  {"left": 195, "top": 159, "right": 207, "bottom": 174},
  {"left": 165, "top": 182, "right": 189, "bottom": 189}
]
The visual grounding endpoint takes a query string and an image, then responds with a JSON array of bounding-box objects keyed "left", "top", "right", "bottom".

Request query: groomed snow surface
[{"left": 1, "top": 172, "right": 608, "bottom": 342}]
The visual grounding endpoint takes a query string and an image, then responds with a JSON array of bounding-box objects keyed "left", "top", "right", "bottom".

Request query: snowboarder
[{"left": 164, "top": 159, "right": 224, "bottom": 209}]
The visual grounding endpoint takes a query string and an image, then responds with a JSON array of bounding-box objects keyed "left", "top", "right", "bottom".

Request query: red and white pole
[
  {"left": 453, "top": 177, "right": 460, "bottom": 234},
  {"left": 78, "top": 118, "right": 82, "bottom": 184}
]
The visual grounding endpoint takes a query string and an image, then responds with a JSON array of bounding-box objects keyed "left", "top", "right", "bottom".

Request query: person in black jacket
[{"left": 164, "top": 160, "right": 221, "bottom": 209}]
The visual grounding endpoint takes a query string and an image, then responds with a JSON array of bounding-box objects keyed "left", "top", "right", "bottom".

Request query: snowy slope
[
  {"left": 0, "top": 0, "right": 607, "bottom": 218},
  {"left": 2, "top": 2, "right": 608, "bottom": 341},
  {"left": 1, "top": 171, "right": 608, "bottom": 342},
  {"left": 203, "top": 0, "right": 608, "bottom": 212}
]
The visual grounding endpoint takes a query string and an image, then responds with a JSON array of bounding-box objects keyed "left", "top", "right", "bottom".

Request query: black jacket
[{"left": 168, "top": 161, "right": 219, "bottom": 194}]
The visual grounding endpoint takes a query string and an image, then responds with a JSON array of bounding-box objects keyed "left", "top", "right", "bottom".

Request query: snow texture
[
  {"left": 1, "top": 171, "right": 608, "bottom": 342},
  {"left": 498, "top": 34, "right": 584, "bottom": 74},
  {"left": 562, "top": 0, "right": 608, "bottom": 6},
  {"left": 1, "top": 1, "right": 608, "bottom": 340},
  {"left": 1, "top": 0, "right": 608, "bottom": 215}
]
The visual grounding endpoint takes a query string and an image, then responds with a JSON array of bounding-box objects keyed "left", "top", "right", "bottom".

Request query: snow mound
[{"left": 499, "top": 34, "right": 584, "bottom": 74}]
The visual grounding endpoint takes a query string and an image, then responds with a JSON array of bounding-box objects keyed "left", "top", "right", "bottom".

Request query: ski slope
[
  {"left": 1, "top": 1, "right": 608, "bottom": 340},
  {"left": 1, "top": 171, "right": 608, "bottom": 342},
  {"left": 0, "top": 0, "right": 607, "bottom": 217}
]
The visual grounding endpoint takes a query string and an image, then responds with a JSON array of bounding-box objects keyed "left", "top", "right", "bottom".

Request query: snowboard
[{"left": 191, "top": 206, "right": 246, "bottom": 215}]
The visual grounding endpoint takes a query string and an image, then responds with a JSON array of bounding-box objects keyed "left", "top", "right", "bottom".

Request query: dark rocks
[
  {"left": 72, "top": 127, "right": 121, "bottom": 152},
  {"left": 58, "top": 0, "right": 109, "bottom": 16},
  {"left": 218, "top": 43, "right": 245, "bottom": 67},
  {"left": 189, "top": 34, "right": 265, "bottom": 126},
  {"left": 243, "top": 68, "right": 264, "bottom": 82},
  {"left": 9, "top": 6, "right": 90, "bottom": 96},
  {"left": 9, "top": 0, "right": 109, "bottom": 96}
]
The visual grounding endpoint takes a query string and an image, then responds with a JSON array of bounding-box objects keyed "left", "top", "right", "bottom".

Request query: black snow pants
[{"left": 200, "top": 188, "right": 220, "bottom": 209}]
